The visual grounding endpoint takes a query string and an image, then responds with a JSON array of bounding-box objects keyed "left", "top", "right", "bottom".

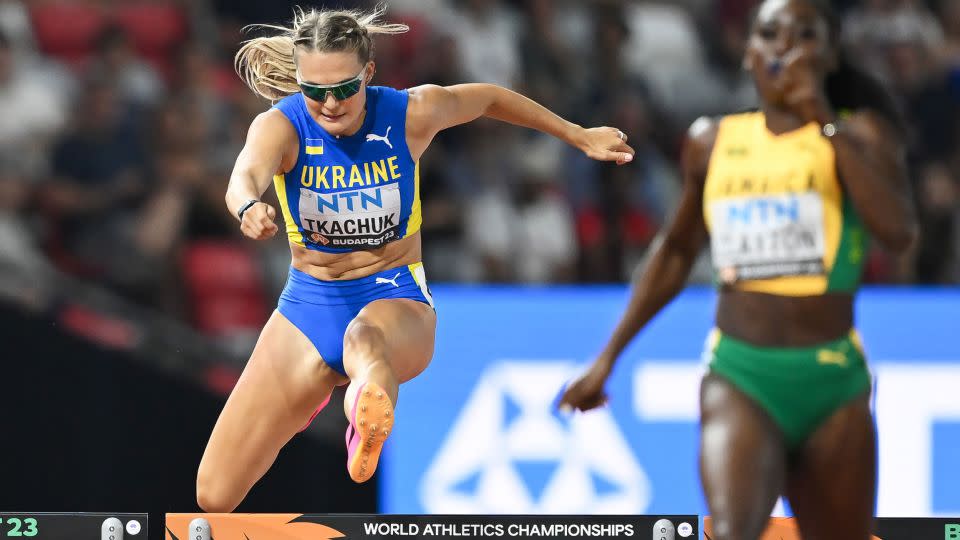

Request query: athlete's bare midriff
[
  {"left": 289, "top": 231, "right": 423, "bottom": 281},
  {"left": 716, "top": 289, "right": 855, "bottom": 347}
]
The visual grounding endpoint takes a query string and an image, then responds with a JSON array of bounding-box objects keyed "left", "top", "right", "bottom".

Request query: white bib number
[
  {"left": 298, "top": 184, "right": 401, "bottom": 248},
  {"left": 710, "top": 193, "right": 826, "bottom": 282}
]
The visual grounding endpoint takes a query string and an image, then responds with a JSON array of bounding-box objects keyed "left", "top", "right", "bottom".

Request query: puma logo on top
[
  {"left": 375, "top": 272, "right": 401, "bottom": 288},
  {"left": 366, "top": 126, "right": 393, "bottom": 149}
]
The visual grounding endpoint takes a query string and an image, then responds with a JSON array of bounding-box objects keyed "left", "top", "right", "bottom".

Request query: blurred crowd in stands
[{"left": 0, "top": 0, "right": 957, "bottom": 344}]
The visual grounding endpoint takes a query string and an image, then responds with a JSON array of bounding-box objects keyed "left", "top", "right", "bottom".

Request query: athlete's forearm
[
  {"left": 598, "top": 237, "right": 698, "bottom": 370},
  {"left": 412, "top": 84, "right": 632, "bottom": 162},
  {"left": 225, "top": 169, "right": 271, "bottom": 221},
  {"left": 225, "top": 110, "right": 291, "bottom": 220},
  {"left": 480, "top": 85, "right": 584, "bottom": 149},
  {"left": 829, "top": 132, "right": 917, "bottom": 252},
  {"left": 426, "top": 84, "right": 584, "bottom": 147}
]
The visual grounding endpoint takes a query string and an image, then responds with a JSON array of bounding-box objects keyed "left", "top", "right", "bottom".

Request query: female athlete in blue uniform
[{"left": 195, "top": 6, "right": 634, "bottom": 512}]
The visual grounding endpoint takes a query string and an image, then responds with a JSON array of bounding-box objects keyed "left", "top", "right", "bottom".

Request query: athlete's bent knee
[
  {"left": 343, "top": 320, "right": 387, "bottom": 357},
  {"left": 196, "top": 468, "right": 240, "bottom": 513}
]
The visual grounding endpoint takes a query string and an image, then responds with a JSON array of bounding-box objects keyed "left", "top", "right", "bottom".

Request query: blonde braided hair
[{"left": 235, "top": 5, "right": 408, "bottom": 102}]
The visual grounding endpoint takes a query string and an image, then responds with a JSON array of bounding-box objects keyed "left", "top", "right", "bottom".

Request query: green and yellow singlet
[{"left": 703, "top": 111, "right": 866, "bottom": 296}]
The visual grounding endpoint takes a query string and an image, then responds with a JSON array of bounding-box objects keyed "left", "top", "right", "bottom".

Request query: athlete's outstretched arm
[
  {"left": 557, "top": 117, "right": 717, "bottom": 413},
  {"left": 405, "top": 83, "right": 634, "bottom": 163},
  {"left": 225, "top": 110, "right": 296, "bottom": 241}
]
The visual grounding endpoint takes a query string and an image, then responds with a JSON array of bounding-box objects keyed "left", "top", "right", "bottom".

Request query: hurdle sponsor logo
[{"left": 421, "top": 361, "right": 650, "bottom": 513}]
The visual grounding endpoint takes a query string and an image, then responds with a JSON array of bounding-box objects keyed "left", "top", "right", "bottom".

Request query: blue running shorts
[{"left": 277, "top": 262, "right": 435, "bottom": 376}]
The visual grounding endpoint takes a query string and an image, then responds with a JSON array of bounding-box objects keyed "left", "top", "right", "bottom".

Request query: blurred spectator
[
  {"left": 572, "top": 139, "right": 677, "bottom": 280},
  {"left": 0, "top": 0, "right": 955, "bottom": 334},
  {"left": 576, "top": 6, "right": 655, "bottom": 129},
  {"left": 914, "top": 163, "right": 960, "bottom": 283},
  {"left": 622, "top": 0, "right": 707, "bottom": 114},
  {"left": 0, "top": 30, "right": 70, "bottom": 176},
  {"left": 844, "top": 0, "right": 944, "bottom": 83},
  {"left": 465, "top": 132, "right": 577, "bottom": 283},
  {"left": 0, "top": 0, "right": 35, "bottom": 56},
  {"left": 42, "top": 79, "right": 153, "bottom": 295},
  {"left": 0, "top": 155, "right": 49, "bottom": 275},
  {"left": 936, "top": 0, "right": 960, "bottom": 67},
  {"left": 168, "top": 42, "right": 235, "bottom": 153},
  {"left": 389, "top": 0, "right": 454, "bottom": 23},
  {"left": 440, "top": 0, "right": 521, "bottom": 88},
  {"left": 661, "top": 0, "right": 757, "bottom": 131},
  {"left": 417, "top": 154, "right": 466, "bottom": 282},
  {"left": 412, "top": 32, "right": 465, "bottom": 89},
  {"left": 517, "top": 0, "right": 590, "bottom": 116},
  {"left": 88, "top": 25, "right": 165, "bottom": 108}
]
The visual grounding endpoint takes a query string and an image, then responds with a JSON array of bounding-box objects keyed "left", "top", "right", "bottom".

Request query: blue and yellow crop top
[{"left": 271, "top": 86, "right": 422, "bottom": 253}]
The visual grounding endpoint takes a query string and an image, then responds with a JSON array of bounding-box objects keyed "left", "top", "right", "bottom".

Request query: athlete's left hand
[
  {"left": 557, "top": 359, "right": 611, "bottom": 413},
  {"left": 578, "top": 127, "right": 635, "bottom": 166}
]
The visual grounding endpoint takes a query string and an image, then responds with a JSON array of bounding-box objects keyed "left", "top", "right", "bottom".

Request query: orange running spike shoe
[{"left": 345, "top": 382, "right": 394, "bottom": 483}]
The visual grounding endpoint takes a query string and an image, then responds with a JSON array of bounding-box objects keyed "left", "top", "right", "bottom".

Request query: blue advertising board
[{"left": 381, "top": 287, "right": 960, "bottom": 517}]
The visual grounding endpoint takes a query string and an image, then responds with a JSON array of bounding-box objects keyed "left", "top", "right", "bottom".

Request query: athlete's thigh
[
  {"left": 350, "top": 298, "right": 436, "bottom": 383},
  {"left": 198, "top": 311, "right": 347, "bottom": 498},
  {"left": 786, "top": 393, "right": 875, "bottom": 540},
  {"left": 700, "top": 373, "right": 786, "bottom": 540}
]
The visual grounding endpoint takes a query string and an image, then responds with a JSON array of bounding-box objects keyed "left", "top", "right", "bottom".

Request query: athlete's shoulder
[
  {"left": 405, "top": 84, "right": 443, "bottom": 101},
  {"left": 404, "top": 84, "right": 447, "bottom": 119},
  {"left": 686, "top": 116, "right": 722, "bottom": 153},
  {"left": 682, "top": 116, "right": 722, "bottom": 177},
  {"left": 247, "top": 108, "right": 297, "bottom": 145}
]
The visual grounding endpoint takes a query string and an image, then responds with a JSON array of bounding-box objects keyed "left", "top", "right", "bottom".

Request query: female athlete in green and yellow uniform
[{"left": 560, "top": 1, "right": 917, "bottom": 539}]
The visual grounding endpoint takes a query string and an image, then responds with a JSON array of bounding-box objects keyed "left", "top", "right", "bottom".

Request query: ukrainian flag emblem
[{"left": 306, "top": 138, "right": 324, "bottom": 155}]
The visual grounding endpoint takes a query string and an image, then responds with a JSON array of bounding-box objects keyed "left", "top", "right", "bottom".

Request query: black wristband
[{"left": 237, "top": 199, "right": 259, "bottom": 221}]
